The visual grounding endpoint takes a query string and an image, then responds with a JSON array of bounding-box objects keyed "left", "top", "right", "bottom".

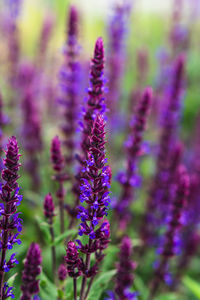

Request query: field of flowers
[{"left": 0, "top": 0, "right": 200, "bottom": 299}]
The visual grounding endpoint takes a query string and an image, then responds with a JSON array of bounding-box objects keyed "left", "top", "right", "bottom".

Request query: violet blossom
[
  {"left": 21, "top": 89, "right": 42, "bottom": 191},
  {"left": 20, "top": 243, "right": 42, "bottom": 300},
  {"left": 141, "top": 55, "right": 185, "bottom": 247},
  {"left": 115, "top": 87, "right": 152, "bottom": 231},
  {"left": 0, "top": 137, "right": 22, "bottom": 299},
  {"left": 50, "top": 136, "right": 68, "bottom": 233},
  {"left": 70, "top": 37, "right": 106, "bottom": 225},
  {"left": 148, "top": 166, "right": 189, "bottom": 300},
  {"left": 43, "top": 193, "right": 56, "bottom": 281},
  {"left": 59, "top": 5, "right": 80, "bottom": 166},
  {"left": 114, "top": 237, "right": 137, "bottom": 300},
  {"left": 107, "top": 1, "right": 132, "bottom": 128},
  {"left": 77, "top": 114, "right": 111, "bottom": 300}
]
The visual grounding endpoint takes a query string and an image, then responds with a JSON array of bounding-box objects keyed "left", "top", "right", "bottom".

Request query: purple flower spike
[
  {"left": 149, "top": 167, "right": 189, "bottom": 299},
  {"left": 78, "top": 115, "right": 111, "bottom": 245},
  {"left": 107, "top": 2, "right": 132, "bottom": 122},
  {"left": 115, "top": 236, "right": 137, "bottom": 300},
  {"left": 70, "top": 38, "right": 106, "bottom": 225},
  {"left": 21, "top": 89, "right": 42, "bottom": 191},
  {"left": 68, "top": 6, "right": 78, "bottom": 42},
  {"left": 59, "top": 5, "right": 80, "bottom": 166},
  {"left": 65, "top": 241, "right": 82, "bottom": 278},
  {"left": 37, "top": 15, "right": 54, "bottom": 66},
  {"left": 0, "top": 137, "right": 22, "bottom": 298},
  {"left": 74, "top": 37, "right": 105, "bottom": 167},
  {"left": 81, "top": 37, "right": 105, "bottom": 156},
  {"left": 141, "top": 55, "right": 185, "bottom": 247},
  {"left": 50, "top": 135, "right": 68, "bottom": 233},
  {"left": 43, "top": 193, "right": 55, "bottom": 219},
  {"left": 76, "top": 114, "right": 111, "bottom": 300},
  {"left": 20, "top": 243, "right": 42, "bottom": 300},
  {"left": 115, "top": 87, "right": 152, "bottom": 230},
  {"left": 51, "top": 136, "right": 64, "bottom": 173},
  {"left": 58, "top": 264, "right": 67, "bottom": 281},
  {"left": 0, "top": 136, "right": 22, "bottom": 299}
]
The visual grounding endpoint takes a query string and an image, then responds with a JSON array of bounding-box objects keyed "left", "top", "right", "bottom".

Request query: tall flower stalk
[
  {"left": 141, "top": 55, "right": 185, "bottom": 247},
  {"left": 107, "top": 2, "right": 132, "bottom": 125},
  {"left": 70, "top": 37, "right": 106, "bottom": 226},
  {"left": 115, "top": 87, "right": 152, "bottom": 231},
  {"left": 0, "top": 136, "right": 22, "bottom": 299},
  {"left": 21, "top": 88, "right": 42, "bottom": 191},
  {"left": 114, "top": 236, "right": 137, "bottom": 300},
  {"left": 51, "top": 136, "right": 68, "bottom": 233},
  {"left": 77, "top": 115, "right": 111, "bottom": 300},
  {"left": 59, "top": 5, "right": 80, "bottom": 167},
  {"left": 148, "top": 167, "right": 189, "bottom": 300},
  {"left": 65, "top": 241, "right": 82, "bottom": 300},
  {"left": 20, "top": 243, "right": 42, "bottom": 300},
  {"left": 43, "top": 193, "right": 56, "bottom": 282}
]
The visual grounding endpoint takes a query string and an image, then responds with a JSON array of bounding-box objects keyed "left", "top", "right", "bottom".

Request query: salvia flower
[
  {"left": 115, "top": 87, "right": 152, "bottom": 230},
  {"left": 80, "top": 37, "right": 105, "bottom": 156},
  {"left": 51, "top": 136, "right": 64, "bottom": 173},
  {"left": 20, "top": 243, "right": 42, "bottom": 300},
  {"left": 77, "top": 115, "right": 111, "bottom": 243},
  {"left": 0, "top": 136, "right": 22, "bottom": 299},
  {"left": 43, "top": 193, "right": 56, "bottom": 282},
  {"left": 43, "top": 193, "right": 55, "bottom": 220},
  {"left": 58, "top": 264, "right": 67, "bottom": 281},
  {"left": 141, "top": 55, "right": 185, "bottom": 247},
  {"left": 107, "top": 2, "right": 132, "bottom": 122},
  {"left": 65, "top": 241, "right": 82, "bottom": 278},
  {"left": 114, "top": 236, "right": 137, "bottom": 300},
  {"left": 71, "top": 37, "right": 106, "bottom": 223},
  {"left": 59, "top": 5, "right": 80, "bottom": 165},
  {"left": 75, "top": 115, "right": 111, "bottom": 300},
  {"left": 21, "top": 88, "right": 42, "bottom": 191},
  {"left": 50, "top": 135, "right": 67, "bottom": 233},
  {"left": 37, "top": 15, "right": 54, "bottom": 67},
  {"left": 149, "top": 167, "right": 189, "bottom": 299}
]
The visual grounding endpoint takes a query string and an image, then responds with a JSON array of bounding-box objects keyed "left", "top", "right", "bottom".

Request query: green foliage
[
  {"left": 183, "top": 276, "right": 200, "bottom": 299},
  {"left": 39, "top": 272, "right": 58, "bottom": 300},
  {"left": 87, "top": 270, "right": 116, "bottom": 300}
]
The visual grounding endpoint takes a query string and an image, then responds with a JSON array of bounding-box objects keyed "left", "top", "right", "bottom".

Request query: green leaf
[
  {"left": 39, "top": 271, "right": 57, "bottom": 300},
  {"left": 183, "top": 276, "right": 200, "bottom": 299},
  {"left": 7, "top": 273, "right": 18, "bottom": 287},
  {"left": 51, "top": 228, "right": 77, "bottom": 246},
  {"left": 35, "top": 216, "right": 51, "bottom": 244},
  {"left": 155, "top": 293, "right": 180, "bottom": 300},
  {"left": 87, "top": 270, "right": 116, "bottom": 300},
  {"left": 133, "top": 275, "right": 148, "bottom": 300}
]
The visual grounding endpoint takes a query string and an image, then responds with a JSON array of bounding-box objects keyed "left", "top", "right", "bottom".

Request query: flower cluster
[
  {"left": 65, "top": 241, "right": 82, "bottom": 278},
  {"left": 80, "top": 37, "right": 105, "bottom": 157},
  {"left": 141, "top": 55, "right": 185, "bottom": 246},
  {"left": 43, "top": 193, "right": 55, "bottom": 220},
  {"left": 50, "top": 135, "right": 67, "bottom": 233},
  {"left": 59, "top": 5, "right": 80, "bottom": 165},
  {"left": 21, "top": 88, "right": 42, "bottom": 191},
  {"left": 77, "top": 115, "right": 111, "bottom": 243},
  {"left": 149, "top": 166, "right": 189, "bottom": 298},
  {"left": 114, "top": 236, "right": 137, "bottom": 300},
  {"left": 116, "top": 87, "right": 152, "bottom": 230},
  {"left": 0, "top": 137, "right": 22, "bottom": 298},
  {"left": 71, "top": 37, "right": 106, "bottom": 223},
  {"left": 51, "top": 136, "right": 65, "bottom": 174},
  {"left": 58, "top": 264, "right": 67, "bottom": 281},
  {"left": 107, "top": 2, "right": 132, "bottom": 121},
  {"left": 20, "top": 243, "right": 42, "bottom": 300}
]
